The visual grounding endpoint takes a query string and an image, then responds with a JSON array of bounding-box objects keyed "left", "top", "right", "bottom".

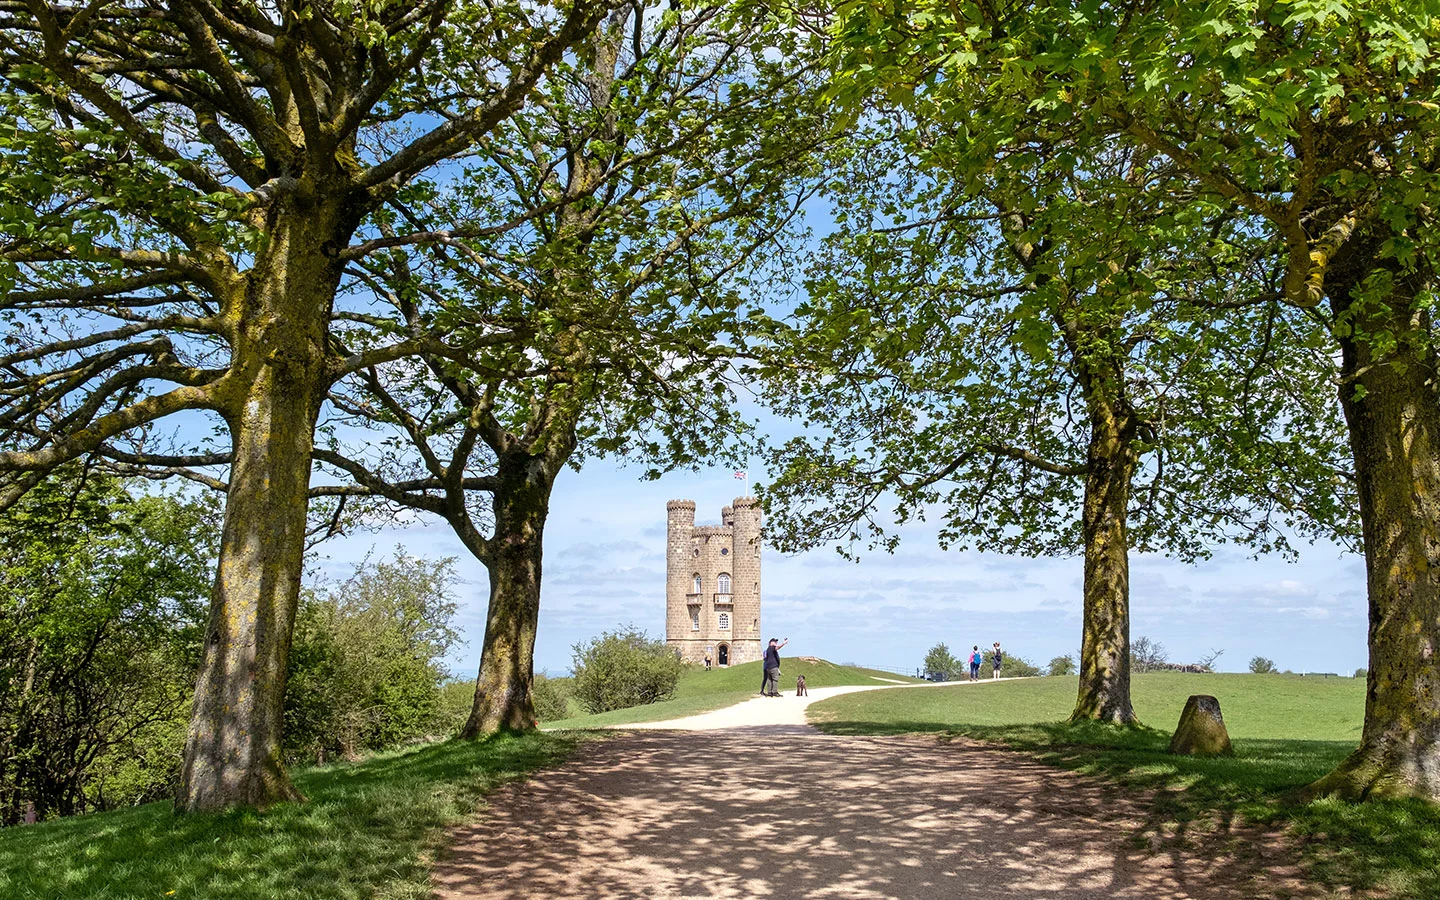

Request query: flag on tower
[{"left": 733, "top": 470, "right": 746, "bottom": 479}]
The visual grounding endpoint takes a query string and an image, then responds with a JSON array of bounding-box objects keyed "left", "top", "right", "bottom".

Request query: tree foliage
[
  {"left": 1001, "top": 654, "right": 1043, "bottom": 678},
  {"left": 300, "top": 3, "right": 824, "bottom": 735},
  {"left": 760, "top": 36, "right": 1352, "bottom": 727},
  {"left": 922, "top": 642, "right": 960, "bottom": 680},
  {"left": 0, "top": 0, "right": 627, "bottom": 812},
  {"left": 570, "top": 626, "right": 683, "bottom": 714},
  {"left": 0, "top": 472, "right": 216, "bottom": 824},
  {"left": 1250, "top": 657, "right": 1279, "bottom": 675},
  {"left": 822, "top": 0, "right": 1440, "bottom": 802}
]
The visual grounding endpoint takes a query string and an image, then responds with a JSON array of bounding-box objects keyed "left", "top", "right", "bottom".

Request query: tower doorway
[{"left": 717, "top": 643, "right": 729, "bottom": 666}]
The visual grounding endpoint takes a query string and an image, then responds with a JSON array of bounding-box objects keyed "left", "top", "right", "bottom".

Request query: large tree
[
  {"left": 761, "top": 114, "right": 1350, "bottom": 724},
  {"left": 826, "top": 0, "right": 1440, "bottom": 799},
  {"left": 0, "top": 0, "right": 620, "bottom": 811},
  {"left": 315, "top": 2, "right": 825, "bottom": 735},
  {"left": 102, "top": 2, "right": 827, "bottom": 735}
]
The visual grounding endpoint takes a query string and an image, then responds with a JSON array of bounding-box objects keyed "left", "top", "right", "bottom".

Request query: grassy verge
[
  {"left": 544, "top": 689, "right": 761, "bottom": 729},
  {"left": 810, "top": 674, "right": 1439, "bottom": 897},
  {"left": 0, "top": 732, "right": 583, "bottom": 900},
  {"left": 546, "top": 657, "right": 918, "bottom": 729}
]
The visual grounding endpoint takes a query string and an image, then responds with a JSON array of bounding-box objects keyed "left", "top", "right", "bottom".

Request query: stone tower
[{"left": 665, "top": 497, "right": 762, "bottom": 666}]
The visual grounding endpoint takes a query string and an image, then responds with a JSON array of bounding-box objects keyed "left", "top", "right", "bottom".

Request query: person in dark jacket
[{"left": 760, "top": 637, "right": 789, "bottom": 697}]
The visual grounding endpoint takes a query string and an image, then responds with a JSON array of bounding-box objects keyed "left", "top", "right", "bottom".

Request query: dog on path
[{"left": 796, "top": 674, "right": 808, "bottom": 697}]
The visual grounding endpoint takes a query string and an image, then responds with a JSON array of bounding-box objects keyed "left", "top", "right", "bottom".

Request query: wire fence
[{"left": 844, "top": 663, "right": 921, "bottom": 677}]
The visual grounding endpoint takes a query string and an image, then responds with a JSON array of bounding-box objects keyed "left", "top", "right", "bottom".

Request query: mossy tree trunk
[
  {"left": 178, "top": 193, "right": 350, "bottom": 812},
  {"left": 1309, "top": 249, "right": 1440, "bottom": 801},
  {"left": 461, "top": 449, "right": 567, "bottom": 737},
  {"left": 1070, "top": 390, "right": 1140, "bottom": 725}
]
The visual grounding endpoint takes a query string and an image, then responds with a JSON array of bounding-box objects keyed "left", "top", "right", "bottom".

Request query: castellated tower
[{"left": 665, "top": 497, "right": 762, "bottom": 666}]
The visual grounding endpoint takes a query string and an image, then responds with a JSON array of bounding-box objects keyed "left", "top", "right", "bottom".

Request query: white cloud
[{"left": 324, "top": 458, "right": 1369, "bottom": 677}]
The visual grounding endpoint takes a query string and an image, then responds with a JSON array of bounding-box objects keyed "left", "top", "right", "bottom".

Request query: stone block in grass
[{"left": 1168, "top": 694, "right": 1234, "bottom": 757}]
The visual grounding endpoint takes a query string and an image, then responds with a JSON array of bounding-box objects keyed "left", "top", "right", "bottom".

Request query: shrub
[
  {"left": 571, "top": 626, "right": 683, "bottom": 714},
  {"left": 284, "top": 550, "right": 461, "bottom": 763},
  {"left": 1354, "top": 668, "right": 1368, "bottom": 679},
  {"left": 1249, "top": 656, "right": 1278, "bottom": 674},
  {"left": 438, "top": 678, "right": 476, "bottom": 734},
  {"left": 1003, "top": 655, "right": 1043, "bottom": 677},
  {"left": 532, "top": 674, "right": 575, "bottom": 722},
  {"left": 1047, "top": 655, "right": 1077, "bottom": 676},
  {"left": 0, "top": 474, "right": 216, "bottom": 824}
]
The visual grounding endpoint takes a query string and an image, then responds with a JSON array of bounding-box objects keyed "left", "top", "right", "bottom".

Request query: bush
[
  {"left": 1003, "top": 655, "right": 1043, "bottom": 677},
  {"left": 437, "top": 678, "right": 476, "bottom": 734},
  {"left": 1249, "top": 656, "right": 1278, "bottom": 674},
  {"left": 0, "top": 474, "right": 216, "bottom": 824},
  {"left": 532, "top": 674, "right": 576, "bottom": 721},
  {"left": 571, "top": 626, "right": 683, "bottom": 714},
  {"left": 1047, "top": 655, "right": 1077, "bottom": 676},
  {"left": 1354, "top": 668, "right": 1368, "bottom": 679},
  {"left": 284, "top": 549, "right": 461, "bottom": 763}
]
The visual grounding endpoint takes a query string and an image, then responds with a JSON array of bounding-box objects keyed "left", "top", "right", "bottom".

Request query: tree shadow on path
[{"left": 433, "top": 729, "right": 1323, "bottom": 900}]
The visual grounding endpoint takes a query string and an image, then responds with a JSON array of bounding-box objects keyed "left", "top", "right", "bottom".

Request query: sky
[{"left": 313, "top": 455, "right": 1371, "bottom": 680}]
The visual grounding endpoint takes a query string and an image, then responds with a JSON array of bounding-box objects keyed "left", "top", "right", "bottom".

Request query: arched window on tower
[
  {"left": 690, "top": 608, "right": 699, "bottom": 631},
  {"left": 717, "top": 573, "right": 731, "bottom": 594},
  {"left": 692, "top": 574, "right": 702, "bottom": 593},
  {"left": 718, "top": 612, "right": 731, "bottom": 631}
]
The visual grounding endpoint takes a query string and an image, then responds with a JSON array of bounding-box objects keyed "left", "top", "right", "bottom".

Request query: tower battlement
[{"left": 664, "top": 498, "right": 762, "bottom": 667}]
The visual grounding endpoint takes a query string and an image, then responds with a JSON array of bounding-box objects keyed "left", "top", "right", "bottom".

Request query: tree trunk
[
  {"left": 1070, "top": 400, "right": 1140, "bottom": 724},
  {"left": 1308, "top": 257, "right": 1440, "bottom": 801},
  {"left": 461, "top": 452, "right": 560, "bottom": 737},
  {"left": 177, "top": 198, "right": 345, "bottom": 812}
]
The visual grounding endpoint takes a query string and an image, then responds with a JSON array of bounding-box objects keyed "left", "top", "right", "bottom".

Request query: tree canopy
[
  {"left": 818, "top": 0, "right": 1440, "bottom": 800},
  {"left": 760, "top": 93, "right": 1352, "bottom": 724},
  {"left": 1, "top": 0, "right": 625, "bottom": 811}
]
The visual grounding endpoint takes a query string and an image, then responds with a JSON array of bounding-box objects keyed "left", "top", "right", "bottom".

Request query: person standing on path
[
  {"left": 969, "top": 645, "right": 982, "bottom": 681},
  {"left": 761, "top": 637, "right": 788, "bottom": 697},
  {"left": 991, "top": 642, "right": 1003, "bottom": 679}
]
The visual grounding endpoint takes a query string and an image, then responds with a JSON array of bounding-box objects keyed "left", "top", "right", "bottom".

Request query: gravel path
[
  {"left": 434, "top": 683, "right": 1320, "bottom": 900},
  {"left": 612, "top": 680, "right": 960, "bottom": 731}
]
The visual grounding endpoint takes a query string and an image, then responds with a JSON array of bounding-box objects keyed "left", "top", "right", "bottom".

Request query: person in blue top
[
  {"left": 760, "top": 637, "right": 789, "bottom": 697},
  {"left": 969, "top": 645, "right": 982, "bottom": 681}
]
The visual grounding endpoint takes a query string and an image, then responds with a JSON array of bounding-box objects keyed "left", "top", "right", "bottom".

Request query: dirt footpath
[
  {"left": 433, "top": 728, "right": 1318, "bottom": 900},
  {"left": 612, "top": 682, "right": 955, "bottom": 731}
]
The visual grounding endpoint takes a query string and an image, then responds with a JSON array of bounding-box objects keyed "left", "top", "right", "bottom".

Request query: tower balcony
[
  {"left": 713, "top": 593, "right": 733, "bottom": 606},
  {"left": 686, "top": 593, "right": 703, "bottom": 605}
]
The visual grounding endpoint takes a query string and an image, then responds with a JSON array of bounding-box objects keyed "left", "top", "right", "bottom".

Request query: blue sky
[{"left": 316, "top": 456, "right": 1370, "bottom": 680}]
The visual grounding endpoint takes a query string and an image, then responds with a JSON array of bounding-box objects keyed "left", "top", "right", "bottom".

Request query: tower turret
[
  {"left": 663, "top": 497, "right": 762, "bottom": 666},
  {"left": 665, "top": 500, "right": 696, "bottom": 647},
  {"left": 729, "top": 497, "right": 763, "bottom": 661}
]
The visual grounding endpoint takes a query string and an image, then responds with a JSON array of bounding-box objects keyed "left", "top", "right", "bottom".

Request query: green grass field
[
  {"left": 810, "top": 672, "right": 1364, "bottom": 740},
  {"left": 0, "top": 733, "right": 582, "bottom": 900},
  {"left": 812, "top": 673, "right": 1440, "bottom": 897},
  {"left": 547, "top": 657, "right": 918, "bottom": 729}
]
